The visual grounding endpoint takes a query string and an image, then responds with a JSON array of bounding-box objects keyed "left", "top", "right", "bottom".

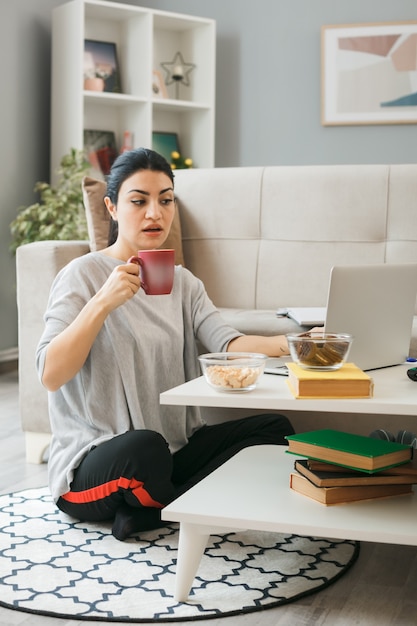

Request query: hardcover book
[
  {"left": 285, "top": 429, "right": 413, "bottom": 473},
  {"left": 305, "top": 458, "right": 417, "bottom": 476},
  {"left": 294, "top": 459, "right": 417, "bottom": 488},
  {"left": 289, "top": 472, "right": 413, "bottom": 505},
  {"left": 286, "top": 362, "right": 373, "bottom": 399}
]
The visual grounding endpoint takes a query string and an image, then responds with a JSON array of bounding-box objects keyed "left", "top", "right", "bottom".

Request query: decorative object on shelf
[
  {"left": 9, "top": 149, "right": 89, "bottom": 253},
  {"left": 84, "top": 77, "right": 105, "bottom": 92},
  {"left": 84, "top": 40, "right": 121, "bottom": 93},
  {"left": 322, "top": 21, "right": 417, "bottom": 126},
  {"left": 152, "top": 69, "right": 168, "bottom": 98},
  {"left": 120, "top": 130, "right": 134, "bottom": 153},
  {"left": 152, "top": 131, "right": 180, "bottom": 162},
  {"left": 170, "top": 150, "right": 193, "bottom": 170},
  {"left": 160, "top": 51, "right": 196, "bottom": 99},
  {"left": 152, "top": 131, "right": 193, "bottom": 169},
  {"left": 84, "top": 129, "right": 117, "bottom": 176}
]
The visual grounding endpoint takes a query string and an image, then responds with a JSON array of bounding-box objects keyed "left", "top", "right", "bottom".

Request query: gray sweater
[{"left": 36, "top": 253, "right": 241, "bottom": 502}]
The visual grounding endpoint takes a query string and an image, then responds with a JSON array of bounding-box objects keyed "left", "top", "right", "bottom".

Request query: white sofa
[{"left": 16, "top": 164, "right": 417, "bottom": 463}]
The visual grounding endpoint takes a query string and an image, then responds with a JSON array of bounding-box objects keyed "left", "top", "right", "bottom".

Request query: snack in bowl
[
  {"left": 198, "top": 352, "right": 268, "bottom": 391},
  {"left": 286, "top": 332, "right": 353, "bottom": 370}
]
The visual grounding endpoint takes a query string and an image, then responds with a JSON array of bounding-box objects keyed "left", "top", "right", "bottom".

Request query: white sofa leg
[{"left": 25, "top": 432, "right": 51, "bottom": 464}]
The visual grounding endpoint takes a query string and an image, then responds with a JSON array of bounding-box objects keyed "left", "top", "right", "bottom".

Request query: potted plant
[
  {"left": 170, "top": 150, "right": 193, "bottom": 169},
  {"left": 10, "top": 148, "right": 90, "bottom": 253},
  {"left": 84, "top": 66, "right": 109, "bottom": 91}
]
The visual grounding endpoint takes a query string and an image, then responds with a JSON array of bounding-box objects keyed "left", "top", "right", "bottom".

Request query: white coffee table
[
  {"left": 160, "top": 364, "right": 417, "bottom": 601},
  {"left": 160, "top": 363, "right": 417, "bottom": 415},
  {"left": 162, "top": 445, "right": 417, "bottom": 601}
]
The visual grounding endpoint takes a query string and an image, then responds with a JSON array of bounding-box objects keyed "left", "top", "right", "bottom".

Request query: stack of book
[
  {"left": 286, "top": 362, "right": 373, "bottom": 399},
  {"left": 286, "top": 429, "right": 415, "bottom": 505}
]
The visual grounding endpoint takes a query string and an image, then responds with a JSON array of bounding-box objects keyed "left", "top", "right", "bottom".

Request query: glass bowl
[
  {"left": 198, "top": 352, "right": 268, "bottom": 392},
  {"left": 286, "top": 332, "right": 353, "bottom": 370}
]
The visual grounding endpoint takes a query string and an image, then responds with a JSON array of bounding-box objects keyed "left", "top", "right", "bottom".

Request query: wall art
[
  {"left": 321, "top": 21, "right": 417, "bottom": 125},
  {"left": 152, "top": 131, "right": 180, "bottom": 162},
  {"left": 84, "top": 40, "right": 121, "bottom": 93}
]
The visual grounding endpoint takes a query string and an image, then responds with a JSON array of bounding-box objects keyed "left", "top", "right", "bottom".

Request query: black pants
[{"left": 57, "top": 413, "right": 294, "bottom": 522}]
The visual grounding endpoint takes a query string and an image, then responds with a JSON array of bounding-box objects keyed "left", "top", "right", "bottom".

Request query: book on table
[
  {"left": 289, "top": 471, "right": 413, "bottom": 505},
  {"left": 284, "top": 307, "right": 326, "bottom": 326},
  {"left": 285, "top": 429, "right": 413, "bottom": 473},
  {"left": 286, "top": 362, "right": 373, "bottom": 399},
  {"left": 294, "top": 459, "right": 417, "bottom": 488},
  {"left": 305, "top": 458, "right": 417, "bottom": 476}
]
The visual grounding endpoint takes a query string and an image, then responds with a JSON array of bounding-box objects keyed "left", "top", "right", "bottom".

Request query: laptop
[
  {"left": 323, "top": 263, "right": 417, "bottom": 371},
  {"left": 269, "top": 263, "right": 417, "bottom": 374}
]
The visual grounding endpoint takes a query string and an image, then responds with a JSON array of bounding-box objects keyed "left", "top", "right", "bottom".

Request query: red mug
[{"left": 128, "top": 249, "right": 175, "bottom": 295}]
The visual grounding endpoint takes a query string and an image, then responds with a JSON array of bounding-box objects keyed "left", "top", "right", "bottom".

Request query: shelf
[
  {"left": 83, "top": 91, "right": 148, "bottom": 105},
  {"left": 51, "top": 0, "right": 216, "bottom": 181},
  {"left": 152, "top": 99, "right": 212, "bottom": 112}
]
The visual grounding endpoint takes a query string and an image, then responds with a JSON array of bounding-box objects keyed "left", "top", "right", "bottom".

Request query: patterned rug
[{"left": 0, "top": 487, "right": 360, "bottom": 622}]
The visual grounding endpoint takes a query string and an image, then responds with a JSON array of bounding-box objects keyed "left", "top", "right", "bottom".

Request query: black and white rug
[{"left": 0, "top": 487, "right": 359, "bottom": 622}]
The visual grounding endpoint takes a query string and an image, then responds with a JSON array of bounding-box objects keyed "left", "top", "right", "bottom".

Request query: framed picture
[
  {"left": 84, "top": 130, "right": 118, "bottom": 175},
  {"left": 152, "top": 131, "right": 180, "bottom": 162},
  {"left": 84, "top": 40, "right": 121, "bottom": 93},
  {"left": 152, "top": 70, "right": 168, "bottom": 99},
  {"left": 321, "top": 21, "right": 417, "bottom": 126}
]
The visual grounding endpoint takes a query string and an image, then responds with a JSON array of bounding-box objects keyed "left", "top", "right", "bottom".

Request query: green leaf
[{"left": 10, "top": 149, "right": 90, "bottom": 253}]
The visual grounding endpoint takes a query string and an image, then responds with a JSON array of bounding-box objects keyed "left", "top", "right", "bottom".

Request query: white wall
[{"left": 1, "top": 0, "right": 417, "bottom": 354}]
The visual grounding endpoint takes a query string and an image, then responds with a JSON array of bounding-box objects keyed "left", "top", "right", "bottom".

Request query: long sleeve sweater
[{"left": 36, "top": 252, "right": 241, "bottom": 502}]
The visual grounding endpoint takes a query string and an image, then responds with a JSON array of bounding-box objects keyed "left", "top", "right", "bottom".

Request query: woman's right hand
[{"left": 95, "top": 261, "right": 141, "bottom": 313}]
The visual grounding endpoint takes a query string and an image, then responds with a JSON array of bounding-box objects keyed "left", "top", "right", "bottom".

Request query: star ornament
[{"left": 161, "top": 51, "right": 196, "bottom": 87}]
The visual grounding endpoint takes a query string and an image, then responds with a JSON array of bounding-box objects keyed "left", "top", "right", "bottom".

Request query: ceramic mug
[{"left": 128, "top": 249, "right": 175, "bottom": 295}]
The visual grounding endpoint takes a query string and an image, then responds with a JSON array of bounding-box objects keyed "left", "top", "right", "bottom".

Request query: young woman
[{"left": 36, "top": 148, "right": 294, "bottom": 541}]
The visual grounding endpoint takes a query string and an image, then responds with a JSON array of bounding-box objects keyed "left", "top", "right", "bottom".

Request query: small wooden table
[{"left": 162, "top": 445, "right": 417, "bottom": 601}]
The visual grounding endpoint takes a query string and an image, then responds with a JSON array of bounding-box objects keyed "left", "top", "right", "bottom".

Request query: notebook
[
  {"left": 285, "top": 307, "right": 326, "bottom": 326},
  {"left": 324, "top": 263, "right": 417, "bottom": 371}
]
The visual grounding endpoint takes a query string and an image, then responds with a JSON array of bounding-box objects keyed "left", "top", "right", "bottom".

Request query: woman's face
[{"left": 106, "top": 169, "right": 175, "bottom": 255}]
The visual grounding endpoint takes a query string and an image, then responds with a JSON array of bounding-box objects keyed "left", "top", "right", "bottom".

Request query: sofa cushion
[
  {"left": 82, "top": 176, "right": 185, "bottom": 265},
  {"left": 82, "top": 176, "right": 109, "bottom": 252}
]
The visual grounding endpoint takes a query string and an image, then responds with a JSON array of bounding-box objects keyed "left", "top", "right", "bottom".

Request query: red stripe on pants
[{"left": 61, "top": 476, "right": 163, "bottom": 508}]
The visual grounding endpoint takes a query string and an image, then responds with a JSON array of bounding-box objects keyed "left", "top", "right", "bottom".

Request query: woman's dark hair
[{"left": 107, "top": 147, "right": 174, "bottom": 245}]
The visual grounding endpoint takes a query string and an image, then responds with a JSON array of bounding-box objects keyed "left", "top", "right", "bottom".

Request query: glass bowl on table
[
  {"left": 286, "top": 332, "right": 353, "bottom": 371},
  {"left": 198, "top": 352, "right": 268, "bottom": 392}
]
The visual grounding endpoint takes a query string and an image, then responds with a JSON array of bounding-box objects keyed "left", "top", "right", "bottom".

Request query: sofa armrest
[{"left": 16, "top": 240, "right": 90, "bottom": 461}]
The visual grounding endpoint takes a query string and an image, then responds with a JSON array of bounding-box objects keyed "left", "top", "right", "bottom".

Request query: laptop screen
[{"left": 324, "top": 263, "right": 417, "bottom": 371}]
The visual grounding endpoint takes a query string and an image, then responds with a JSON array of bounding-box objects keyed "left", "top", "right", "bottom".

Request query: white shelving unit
[{"left": 51, "top": 0, "right": 216, "bottom": 182}]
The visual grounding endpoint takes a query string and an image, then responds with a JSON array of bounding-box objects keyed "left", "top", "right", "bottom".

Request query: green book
[{"left": 285, "top": 429, "right": 413, "bottom": 473}]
